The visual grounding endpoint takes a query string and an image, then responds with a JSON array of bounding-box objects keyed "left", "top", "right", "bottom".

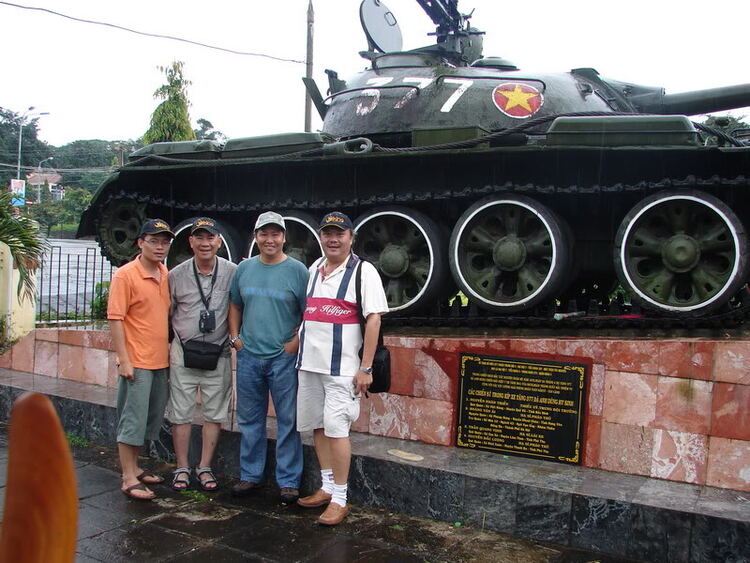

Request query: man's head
[
  {"left": 137, "top": 219, "right": 174, "bottom": 263},
  {"left": 318, "top": 212, "right": 354, "bottom": 264},
  {"left": 254, "top": 211, "right": 286, "bottom": 262},
  {"left": 189, "top": 217, "right": 222, "bottom": 261}
]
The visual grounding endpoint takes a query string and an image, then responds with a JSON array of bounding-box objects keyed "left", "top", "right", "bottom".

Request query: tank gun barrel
[{"left": 639, "top": 84, "right": 750, "bottom": 116}]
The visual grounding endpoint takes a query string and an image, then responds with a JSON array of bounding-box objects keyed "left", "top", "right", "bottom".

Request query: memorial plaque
[{"left": 456, "top": 353, "right": 588, "bottom": 465}]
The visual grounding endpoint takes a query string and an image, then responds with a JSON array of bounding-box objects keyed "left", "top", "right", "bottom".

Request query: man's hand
[
  {"left": 353, "top": 369, "right": 372, "bottom": 395},
  {"left": 118, "top": 360, "right": 134, "bottom": 380},
  {"left": 283, "top": 334, "right": 299, "bottom": 355},
  {"left": 231, "top": 337, "right": 244, "bottom": 351}
]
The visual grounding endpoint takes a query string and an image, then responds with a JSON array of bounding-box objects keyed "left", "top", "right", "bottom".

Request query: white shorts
[{"left": 296, "top": 369, "right": 360, "bottom": 438}]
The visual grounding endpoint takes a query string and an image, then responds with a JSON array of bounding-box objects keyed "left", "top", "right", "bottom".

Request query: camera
[{"left": 199, "top": 310, "right": 216, "bottom": 333}]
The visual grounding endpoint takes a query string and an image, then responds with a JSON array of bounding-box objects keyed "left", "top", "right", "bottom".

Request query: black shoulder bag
[
  {"left": 181, "top": 260, "right": 225, "bottom": 371},
  {"left": 355, "top": 259, "right": 391, "bottom": 393}
]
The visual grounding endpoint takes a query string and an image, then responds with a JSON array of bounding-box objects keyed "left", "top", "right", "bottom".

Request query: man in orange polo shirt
[{"left": 108, "top": 219, "right": 174, "bottom": 500}]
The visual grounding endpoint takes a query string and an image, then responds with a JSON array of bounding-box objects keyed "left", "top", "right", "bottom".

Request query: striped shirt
[{"left": 296, "top": 254, "right": 388, "bottom": 377}]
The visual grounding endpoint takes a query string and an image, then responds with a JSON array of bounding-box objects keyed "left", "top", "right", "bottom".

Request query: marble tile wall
[{"left": 2, "top": 330, "right": 748, "bottom": 492}]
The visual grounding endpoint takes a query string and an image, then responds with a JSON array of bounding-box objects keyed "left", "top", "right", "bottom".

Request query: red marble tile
[
  {"left": 429, "top": 338, "right": 464, "bottom": 353},
  {"left": 599, "top": 421, "right": 654, "bottom": 476},
  {"left": 413, "top": 350, "right": 452, "bottom": 401},
  {"left": 587, "top": 364, "right": 605, "bottom": 416},
  {"left": 58, "top": 330, "right": 86, "bottom": 347},
  {"left": 58, "top": 344, "right": 84, "bottom": 381},
  {"left": 583, "top": 414, "right": 602, "bottom": 468},
  {"left": 351, "top": 394, "right": 371, "bottom": 433},
  {"left": 83, "top": 347, "right": 110, "bottom": 387},
  {"left": 690, "top": 341, "right": 714, "bottom": 381},
  {"left": 605, "top": 341, "right": 659, "bottom": 374},
  {"left": 650, "top": 429, "right": 708, "bottom": 485},
  {"left": 411, "top": 398, "right": 453, "bottom": 446},
  {"left": 602, "top": 371, "right": 657, "bottom": 427},
  {"left": 34, "top": 328, "right": 59, "bottom": 343},
  {"left": 509, "top": 339, "right": 557, "bottom": 355},
  {"left": 485, "top": 339, "right": 512, "bottom": 355},
  {"left": 86, "top": 330, "right": 114, "bottom": 351},
  {"left": 11, "top": 332, "right": 35, "bottom": 373},
  {"left": 655, "top": 377, "right": 712, "bottom": 435},
  {"left": 382, "top": 336, "right": 430, "bottom": 349},
  {"left": 368, "top": 394, "right": 411, "bottom": 440},
  {"left": 388, "top": 346, "right": 416, "bottom": 396},
  {"left": 0, "top": 349, "right": 11, "bottom": 369},
  {"left": 658, "top": 341, "right": 691, "bottom": 378},
  {"left": 557, "top": 339, "right": 605, "bottom": 363},
  {"left": 267, "top": 392, "right": 276, "bottom": 418},
  {"left": 706, "top": 436, "right": 750, "bottom": 492},
  {"left": 107, "top": 352, "right": 119, "bottom": 387},
  {"left": 33, "top": 340, "right": 58, "bottom": 378},
  {"left": 713, "top": 342, "right": 750, "bottom": 384},
  {"left": 710, "top": 383, "right": 750, "bottom": 441}
]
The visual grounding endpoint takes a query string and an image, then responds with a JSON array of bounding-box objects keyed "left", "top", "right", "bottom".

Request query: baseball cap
[
  {"left": 190, "top": 217, "right": 221, "bottom": 235},
  {"left": 319, "top": 211, "right": 354, "bottom": 231},
  {"left": 254, "top": 211, "right": 286, "bottom": 231},
  {"left": 139, "top": 219, "right": 174, "bottom": 239}
]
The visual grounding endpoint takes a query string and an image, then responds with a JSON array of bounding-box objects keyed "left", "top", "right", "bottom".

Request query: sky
[{"left": 2, "top": 0, "right": 749, "bottom": 149}]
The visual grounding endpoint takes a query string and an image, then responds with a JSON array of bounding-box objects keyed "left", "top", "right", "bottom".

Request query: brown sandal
[
  {"left": 136, "top": 470, "right": 164, "bottom": 485},
  {"left": 122, "top": 482, "right": 155, "bottom": 501}
]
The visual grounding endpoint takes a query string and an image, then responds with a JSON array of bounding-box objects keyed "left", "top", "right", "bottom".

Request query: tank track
[{"left": 92, "top": 173, "right": 750, "bottom": 330}]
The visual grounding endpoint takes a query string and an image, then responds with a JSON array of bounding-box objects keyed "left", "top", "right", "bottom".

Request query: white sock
[
  {"left": 332, "top": 482, "right": 348, "bottom": 507},
  {"left": 320, "top": 469, "right": 334, "bottom": 494}
]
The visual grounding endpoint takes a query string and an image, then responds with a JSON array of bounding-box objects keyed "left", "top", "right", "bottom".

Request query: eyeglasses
[{"left": 142, "top": 238, "right": 172, "bottom": 247}]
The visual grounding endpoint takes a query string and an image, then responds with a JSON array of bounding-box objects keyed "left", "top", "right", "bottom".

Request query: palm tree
[{"left": 0, "top": 191, "right": 48, "bottom": 302}]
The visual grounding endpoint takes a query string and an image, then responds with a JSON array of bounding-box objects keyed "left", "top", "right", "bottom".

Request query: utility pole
[{"left": 304, "top": 0, "right": 314, "bottom": 132}]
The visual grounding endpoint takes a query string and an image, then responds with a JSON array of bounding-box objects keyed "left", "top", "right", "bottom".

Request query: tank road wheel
[
  {"left": 614, "top": 190, "right": 748, "bottom": 316},
  {"left": 354, "top": 206, "right": 448, "bottom": 314},
  {"left": 96, "top": 199, "right": 146, "bottom": 266},
  {"left": 449, "top": 195, "right": 571, "bottom": 314},
  {"left": 248, "top": 211, "right": 322, "bottom": 268},
  {"left": 167, "top": 218, "right": 242, "bottom": 269}
]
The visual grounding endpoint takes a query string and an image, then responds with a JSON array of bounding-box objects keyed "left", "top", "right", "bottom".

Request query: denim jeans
[{"left": 236, "top": 348, "right": 302, "bottom": 488}]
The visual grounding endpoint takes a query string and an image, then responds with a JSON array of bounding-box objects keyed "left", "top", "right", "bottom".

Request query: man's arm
[
  {"left": 228, "top": 302, "right": 244, "bottom": 350},
  {"left": 353, "top": 312, "right": 381, "bottom": 394},
  {"left": 110, "top": 320, "right": 134, "bottom": 380}
]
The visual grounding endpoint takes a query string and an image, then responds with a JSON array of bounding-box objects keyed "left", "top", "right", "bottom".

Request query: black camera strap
[{"left": 192, "top": 258, "right": 218, "bottom": 309}]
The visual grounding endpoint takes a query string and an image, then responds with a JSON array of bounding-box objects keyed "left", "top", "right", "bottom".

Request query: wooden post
[{"left": 304, "top": 0, "right": 314, "bottom": 132}]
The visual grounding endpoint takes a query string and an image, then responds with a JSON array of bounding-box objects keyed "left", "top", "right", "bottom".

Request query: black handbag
[
  {"left": 181, "top": 339, "right": 223, "bottom": 371},
  {"left": 355, "top": 259, "right": 391, "bottom": 394}
]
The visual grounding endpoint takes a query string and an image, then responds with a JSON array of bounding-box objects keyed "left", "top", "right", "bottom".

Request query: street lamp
[
  {"left": 37, "top": 157, "right": 54, "bottom": 170},
  {"left": 36, "top": 157, "right": 54, "bottom": 202},
  {"left": 16, "top": 106, "right": 50, "bottom": 180}
]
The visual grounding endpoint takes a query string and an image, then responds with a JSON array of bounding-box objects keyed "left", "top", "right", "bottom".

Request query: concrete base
[{"left": 1, "top": 369, "right": 747, "bottom": 562}]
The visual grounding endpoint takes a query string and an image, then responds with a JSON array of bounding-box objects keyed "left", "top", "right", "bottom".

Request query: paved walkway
[{"left": 0, "top": 427, "right": 638, "bottom": 563}]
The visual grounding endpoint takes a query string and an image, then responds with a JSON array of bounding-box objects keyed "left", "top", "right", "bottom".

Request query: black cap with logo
[
  {"left": 319, "top": 211, "right": 354, "bottom": 231},
  {"left": 190, "top": 217, "right": 221, "bottom": 235},
  {"left": 138, "top": 219, "right": 175, "bottom": 239}
]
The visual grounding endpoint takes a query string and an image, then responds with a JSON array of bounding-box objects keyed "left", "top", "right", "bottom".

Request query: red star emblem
[{"left": 492, "top": 83, "right": 544, "bottom": 118}]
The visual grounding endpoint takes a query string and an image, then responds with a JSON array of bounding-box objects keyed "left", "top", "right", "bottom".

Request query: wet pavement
[{"left": 0, "top": 427, "right": 640, "bottom": 563}]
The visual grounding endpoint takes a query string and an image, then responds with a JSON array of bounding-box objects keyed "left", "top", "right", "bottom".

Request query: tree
[
  {"left": 27, "top": 182, "right": 65, "bottom": 237},
  {"left": 194, "top": 118, "right": 227, "bottom": 143},
  {"left": 59, "top": 187, "right": 92, "bottom": 225},
  {"left": 143, "top": 61, "right": 196, "bottom": 145},
  {"left": 0, "top": 191, "right": 47, "bottom": 302},
  {"left": 0, "top": 107, "right": 53, "bottom": 189},
  {"left": 700, "top": 115, "right": 750, "bottom": 145}
]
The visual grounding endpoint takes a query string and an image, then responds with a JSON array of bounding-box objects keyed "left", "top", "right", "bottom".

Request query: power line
[
  {"left": 0, "top": 1, "right": 306, "bottom": 64},
  {"left": 0, "top": 162, "right": 115, "bottom": 173}
]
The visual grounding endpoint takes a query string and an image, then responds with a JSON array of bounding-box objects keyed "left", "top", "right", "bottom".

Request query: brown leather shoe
[
  {"left": 317, "top": 502, "right": 349, "bottom": 526},
  {"left": 297, "top": 488, "right": 332, "bottom": 508}
]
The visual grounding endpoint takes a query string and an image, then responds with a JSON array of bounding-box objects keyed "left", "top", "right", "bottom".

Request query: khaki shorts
[
  {"left": 296, "top": 369, "right": 360, "bottom": 438},
  {"left": 116, "top": 367, "right": 169, "bottom": 446},
  {"left": 167, "top": 339, "right": 232, "bottom": 424}
]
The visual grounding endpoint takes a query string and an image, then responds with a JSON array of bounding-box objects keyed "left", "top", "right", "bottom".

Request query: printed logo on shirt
[{"left": 304, "top": 297, "right": 358, "bottom": 324}]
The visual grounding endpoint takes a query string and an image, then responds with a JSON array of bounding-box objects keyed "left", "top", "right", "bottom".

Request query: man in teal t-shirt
[{"left": 228, "top": 211, "right": 309, "bottom": 503}]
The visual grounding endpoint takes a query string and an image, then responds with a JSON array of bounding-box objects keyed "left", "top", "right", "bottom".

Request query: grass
[
  {"left": 65, "top": 432, "right": 90, "bottom": 447},
  {"left": 180, "top": 489, "right": 211, "bottom": 503}
]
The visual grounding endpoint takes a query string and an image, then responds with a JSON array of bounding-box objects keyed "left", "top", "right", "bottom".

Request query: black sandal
[
  {"left": 195, "top": 466, "right": 218, "bottom": 491},
  {"left": 171, "top": 467, "right": 190, "bottom": 491}
]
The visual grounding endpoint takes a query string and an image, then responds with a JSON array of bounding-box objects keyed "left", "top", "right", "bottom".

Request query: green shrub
[{"left": 91, "top": 281, "right": 110, "bottom": 319}]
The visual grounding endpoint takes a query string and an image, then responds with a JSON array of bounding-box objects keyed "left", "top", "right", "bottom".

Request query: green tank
[{"left": 78, "top": 0, "right": 750, "bottom": 324}]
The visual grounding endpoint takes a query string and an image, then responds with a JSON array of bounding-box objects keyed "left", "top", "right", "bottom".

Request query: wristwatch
[
  {"left": 359, "top": 366, "right": 373, "bottom": 374},
  {"left": 229, "top": 336, "right": 240, "bottom": 346}
]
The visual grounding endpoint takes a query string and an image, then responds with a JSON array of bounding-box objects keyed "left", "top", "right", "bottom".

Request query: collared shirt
[
  {"left": 107, "top": 255, "right": 170, "bottom": 369},
  {"left": 169, "top": 256, "right": 237, "bottom": 353},
  {"left": 296, "top": 254, "right": 389, "bottom": 377}
]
